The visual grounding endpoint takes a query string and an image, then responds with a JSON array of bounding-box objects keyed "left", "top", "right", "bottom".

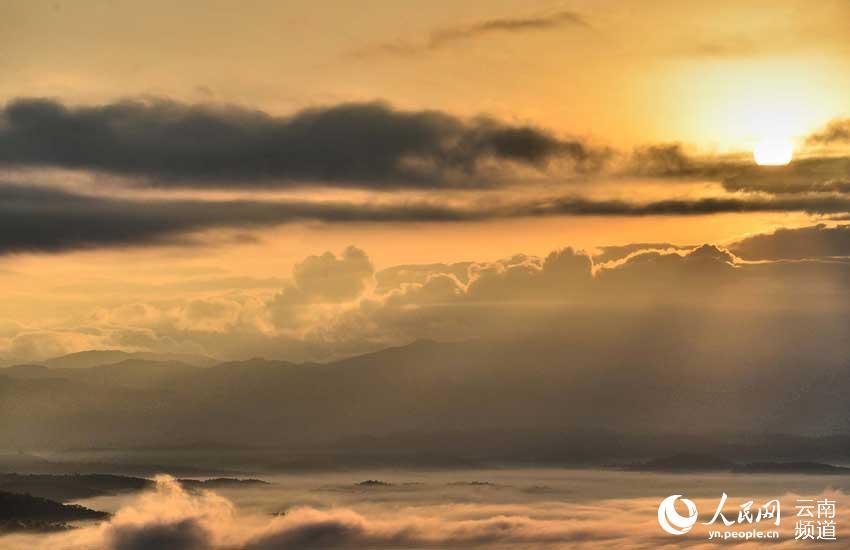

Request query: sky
[{"left": 2, "top": 0, "right": 850, "bottom": 362}]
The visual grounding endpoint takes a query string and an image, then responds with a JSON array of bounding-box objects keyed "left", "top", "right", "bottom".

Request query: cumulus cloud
[
  {"left": 729, "top": 223, "right": 850, "bottom": 260},
  {"left": 4, "top": 224, "right": 849, "bottom": 363},
  {"left": 374, "top": 262, "right": 473, "bottom": 293},
  {"left": 464, "top": 248, "right": 592, "bottom": 302},
  {"left": 309, "top": 229, "right": 850, "bottom": 354},
  {"left": 268, "top": 247, "right": 373, "bottom": 330},
  {"left": 291, "top": 247, "right": 374, "bottom": 303},
  {"left": 0, "top": 98, "right": 599, "bottom": 188},
  {"left": 591, "top": 243, "right": 692, "bottom": 265},
  {"left": 593, "top": 244, "right": 740, "bottom": 300}
]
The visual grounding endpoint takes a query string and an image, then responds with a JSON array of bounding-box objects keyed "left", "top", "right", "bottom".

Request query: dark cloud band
[
  {"left": 4, "top": 182, "right": 850, "bottom": 255},
  {"left": 0, "top": 98, "right": 597, "bottom": 189},
  {"left": 807, "top": 119, "right": 850, "bottom": 145},
  {"left": 5, "top": 96, "right": 850, "bottom": 196},
  {"left": 356, "top": 10, "right": 587, "bottom": 57}
]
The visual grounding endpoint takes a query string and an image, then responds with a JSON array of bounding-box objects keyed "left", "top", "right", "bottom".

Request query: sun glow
[{"left": 753, "top": 138, "right": 793, "bottom": 166}]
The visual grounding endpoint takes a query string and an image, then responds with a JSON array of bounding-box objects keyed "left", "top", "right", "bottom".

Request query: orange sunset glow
[{"left": 2, "top": 2, "right": 850, "bottom": 549}]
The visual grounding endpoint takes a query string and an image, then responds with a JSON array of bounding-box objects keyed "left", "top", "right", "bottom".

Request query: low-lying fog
[{"left": 3, "top": 468, "right": 848, "bottom": 549}]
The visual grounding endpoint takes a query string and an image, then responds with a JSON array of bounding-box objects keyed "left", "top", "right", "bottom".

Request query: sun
[{"left": 753, "top": 138, "right": 793, "bottom": 166}]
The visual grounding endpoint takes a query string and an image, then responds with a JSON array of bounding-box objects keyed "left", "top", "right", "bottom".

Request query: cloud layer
[
  {"left": 6, "top": 474, "right": 848, "bottom": 550},
  {"left": 5, "top": 180, "right": 850, "bottom": 256},
  {"left": 359, "top": 10, "right": 588, "bottom": 57},
  {"left": 807, "top": 118, "right": 850, "bottom": 145},
  {"left": 730, "top": 224, "right": 850, "bottom": 260},
  {"left": 3, "top": 97, "right": 850, "bottom": 257},
  {"left": 0, "top": 98, "right": 597, "bottom": 188},
  {"left": 5, "top": 223, "right": 848, "bottom": 364}
]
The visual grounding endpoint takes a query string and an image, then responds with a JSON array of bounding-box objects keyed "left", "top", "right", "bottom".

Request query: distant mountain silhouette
[
  {"left": 0, "top": 473, "right": 152, "bottom": 502},
  {"left": 2, "top": 359, "right": 203, "bottom": 389},
  {"left": 356, "top": 479, "right": 392, "bottom": 487},
  {"left": 627, "top": 453, "right": 736, "bottom": 471},
  {"left": 40, "top": 349, "right": 216, "bottom": 369},
  {"left": 2, "top": 316, "right": 850, "bottom": 465},
  {"left": 628, "top": 454, "right": 850, "bottom": 474},
  {"left": 0, "top": 473, "right": 269, "bottom": 501},
  {"left": 1, "top": 364, "right": 51, "bottom": 378},
  {"left": 733, "top": 462, "right": 850, "bottom": 474},
  {"left": 0, "top": 490, "right": 107, "bottom": 533},
  {"left": 177, "top": 477, "right": 270, "bottom": 490}
]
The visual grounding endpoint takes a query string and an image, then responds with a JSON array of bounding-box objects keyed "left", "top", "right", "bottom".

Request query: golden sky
[
  {"left": 2, "top": 0, "right": 848, "bottom": 146},
  {"left": 1, "top": 0, "right": 850, "bottom": 361}
]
